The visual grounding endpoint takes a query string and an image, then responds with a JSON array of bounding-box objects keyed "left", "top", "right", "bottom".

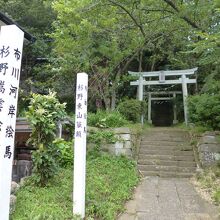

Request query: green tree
[
  {"left": 51, "top": 0, "right": 217, "bottom": 110},
  {"left": 0, "top": 0, "right": 57, "bottom": 112},
  {"left": 26, "top": 91, "right": 66, "bottom": 186}
]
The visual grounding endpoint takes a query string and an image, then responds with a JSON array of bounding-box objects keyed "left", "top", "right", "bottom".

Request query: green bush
[
  {"left": 88, "top": 111, "right": 128, "bottom": 128},
  {"left": 31, "top": 146, "right": 60, "bottom": 187},
  {"left": 53, "top": 139, "right": 73, "bottom": 168},
  {"left": 117, "top": 99, "right": 147, "bottom": 122},
  {"left": 26, "top": 91, "right": 66, "bottom": 186},
  {"left": 188, "top": 93, "right": 220, "bottom": 130},
  {"left": 88, "top": 130, "right": 116, "bottom": 145}
]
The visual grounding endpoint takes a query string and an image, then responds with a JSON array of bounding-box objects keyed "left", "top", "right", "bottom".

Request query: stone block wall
[
  {"left": 198, "top": 131, "right": 220, "bottom": 167},
  {"left": 88, "top": 127, "right": 141, "bottom": 158},
  {"left": 12, "top": 160, "right": 32, "bottom": 183}
]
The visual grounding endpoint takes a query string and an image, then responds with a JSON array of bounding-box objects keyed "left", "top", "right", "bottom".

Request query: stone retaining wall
[
  {"left": 88, "top": 127, "right": 141, "bottom": 158},
  {"left": 198, "top": 131, "right": 220, "bottom": 167},
  {"left": 12, "top": 160, "right": 32, "bottom": 182}
]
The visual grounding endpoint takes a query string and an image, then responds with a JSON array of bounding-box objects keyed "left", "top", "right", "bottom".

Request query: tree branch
[
  {"left": 107, "top": 0, "right": 146, "bottom": 37},
  {"left": 163, "top": 0, "right": 201, "bottom": 30}
]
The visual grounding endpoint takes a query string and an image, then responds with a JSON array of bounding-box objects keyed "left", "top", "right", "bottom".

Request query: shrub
[
  {"left": 53, "top": 139, "right": 73, "bottom": 168},
  {"left": 31, "top": 146, "right": 60, "bottom": 186},
  {"left": 26, "top": 91, "right": 66, "bottom": 186},
  {"left": 188, "top": 93, "right": 220, "bottom": 130},
  {"left": 117, "top": 99, "right": 147, "bottom": 122},
  {"left": 88, "top": 130, "right": 116, "bottom": 145},
  {"left": 88, "top": 111, "right": 128, "bottom": 128}
]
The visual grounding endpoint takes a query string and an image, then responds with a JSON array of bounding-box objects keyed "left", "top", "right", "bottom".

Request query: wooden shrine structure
[{"left": 129, "top": 68, "right": 198, "bottom": 125}]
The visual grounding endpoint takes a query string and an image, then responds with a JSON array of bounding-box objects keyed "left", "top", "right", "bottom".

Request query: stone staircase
[{"left": 138, "top": 127, "right": 197, "bottom": 178}]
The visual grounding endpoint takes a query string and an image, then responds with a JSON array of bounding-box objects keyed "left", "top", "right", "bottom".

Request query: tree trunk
[{"left": 111, "top": 89, "right": 116, "bottom": 111}]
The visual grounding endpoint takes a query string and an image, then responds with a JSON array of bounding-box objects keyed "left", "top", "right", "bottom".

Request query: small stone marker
[
  {"left": 0, "top": 25, "right": 24, "bottom": 220},
  {"left": 73, "top": 73, "right": 88, "bottom": 218}
]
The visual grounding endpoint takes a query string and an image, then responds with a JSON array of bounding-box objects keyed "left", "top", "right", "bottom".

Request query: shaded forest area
[{"left": 1, "top": 0, "right": 220, "bottom": 128}]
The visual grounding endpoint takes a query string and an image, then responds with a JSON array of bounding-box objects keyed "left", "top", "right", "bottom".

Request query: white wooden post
[
  {"left": 182, "top": 75, "right": 188, "bottom": 125},
  {"left": 73, "top": 73, "right": 88, "bottom": 218},
  {"left": 148, "top": 93, "right": 152, "bottom": 124},
  {"left": 138, "top": 75, "right": 144, "bottom": 124},
  {"left": 0, "top": 25, "right": 24, "bottom": 220},
  {"left": 173, "top": 93, "right": 178, "bottom": 124}
]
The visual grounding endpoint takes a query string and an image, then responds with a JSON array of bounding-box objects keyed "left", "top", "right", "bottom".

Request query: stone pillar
[
  {"left": 148, "top": 93, "right": 152, "bottom": 124},
  {"left": 138, "top": 75, "right": 144, "bottom": 101},
  {"left": 173, "top": 93, "right": 178, "bottom": 124},
  {"left": 182, "top": 75, "right": 188, "bottom": 125},
  {"left": 138, "top": 75, "right": 144, "bottom": 124},
  {"left": 57, "top": 121, "right": 62, "bottom": 138}
]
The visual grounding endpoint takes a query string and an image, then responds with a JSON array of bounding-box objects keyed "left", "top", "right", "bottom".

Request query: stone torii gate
[
  {"left": 146, "top": 91, "right": 182, "bottom": 125},
  {"left": 129, "top": 68, "right": 198, "bottom": 125}
]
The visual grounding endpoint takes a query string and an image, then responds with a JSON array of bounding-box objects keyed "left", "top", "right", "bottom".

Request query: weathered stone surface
[
  {"left": 87, "top": 126, "right": 138, "bottom": 157},
  {"left": 124, "top": 200, "right": 136, "bottom": 214},
  {"left": 113, "top": 127, "right": 131, "bottom": 134},
  {"left": 200, "top": 152, "right": 220, "bottom": 166},
  {"left": 87, "top": 126, "right": 99, "bottom": 132},
  {"left": 201, "top": 135, "right": 218, "bottom": 144},
  {"left": 10, "top": 195, "right": 16, "bottom": 214},
  {"left": 115, "top": 148, "right": 132, "bottom": 156},
  {"left": 198, "top": 143, "right": 220, "bottom": 153},
  {"left": 124, "top": 141, "right": 132, "bottom": 149},
  {"left": 11, "top": 181, "right": 20, "bottom": 194},
  {"left": 102, "top": 144, "right": 115, "bottom": 154},
  {"left": 16, "top": 160, "right": 32, "bottom": 181},
  {"left": 198, "top": 133, "right": 220, "bottom": 167},
  {"left": 117, "top": 213, "right": 136, "bottom": 220},
  {"left": 115, "top": 141, "right": 124, "bottom": 149},
  {"left": 117, "top": 177, "right": 219, "bottom": 220},
  {"left": 120, "top": 134, "right": 131, "bottom": 141}
]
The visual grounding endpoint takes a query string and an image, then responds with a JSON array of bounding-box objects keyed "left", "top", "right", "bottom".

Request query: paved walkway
[{"left": 118, "top": 177, "right": 219, "bottom": 220}]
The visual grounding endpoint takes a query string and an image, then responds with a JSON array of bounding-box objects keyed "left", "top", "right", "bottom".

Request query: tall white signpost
[
  {"left": 0, "top": 25, "right": 24, "bottom": 220},
  {"left": 73, "top": 73, "right": 88, "bottom": 218}
]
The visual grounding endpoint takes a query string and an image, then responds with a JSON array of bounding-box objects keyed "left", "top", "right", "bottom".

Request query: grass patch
[
  {"left": 11, "top": 153, "right": 139, "bottom": 220},
  {"left": 196, "top": 165, "right": 220, "bottom": 205},
  {"left": 216, "top": 135, "right": 220, "bottom": 144}
]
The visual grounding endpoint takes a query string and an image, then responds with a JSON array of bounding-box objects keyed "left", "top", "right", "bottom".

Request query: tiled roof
[{"left": 0, "top": 11, "right": 36, "bottom": 42}]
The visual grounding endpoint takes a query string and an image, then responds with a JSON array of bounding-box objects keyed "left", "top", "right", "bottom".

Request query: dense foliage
[
  {"left": 117, "top": 99, "right": 146, "bottom": 122},
  {"left": 1, "top": 0, "right": 220, "bottom": 119},
  {"left": 88, "top": 111, "right": 128, "bottom": 128},
  {"left": 11, "top": 154, "right": 139, "bottom": 220},
  {"left": 26, "top": 92, "right": 66, "bottom": 186},
  {"left": 188, "top": 93, "right": 220, "bottom": 130},
  {"left": 88, "top": 130, "right": 117, "bottom": 147}
]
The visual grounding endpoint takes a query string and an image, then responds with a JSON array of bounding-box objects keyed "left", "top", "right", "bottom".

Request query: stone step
[
  {"left": 140, "top": 140, "right": 189, "bottom": 146},
  {"left": 138, "top": 159, "right": 196, "bottom": 167},
  {"left": 139, "top": 170, "right": 195, "bottom": 178},
  {"left": 138, "top": 164, "right": 196, "bottom": 173},
  {"left": 139, "top": 145, "right": 193, "bottom": 151},
  {"left": 138, "top": 154, "right": 195, "bottom": 161},
  {"left": 139, "top": 149, "right": 194, "bottom": 156},
  {"left": 141, "top": 137, "right": 187, "bottom": 142},
  {"left": 142, "top": 130, "right": 189, "bottom": 137}
]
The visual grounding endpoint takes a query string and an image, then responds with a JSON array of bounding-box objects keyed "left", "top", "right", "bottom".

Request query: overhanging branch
[
  {"left": 107, "top": 0, "right": 146, "bottom": 37},
  {"left": 163, "top": 0, "right": 201, "bottom": 30}
]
